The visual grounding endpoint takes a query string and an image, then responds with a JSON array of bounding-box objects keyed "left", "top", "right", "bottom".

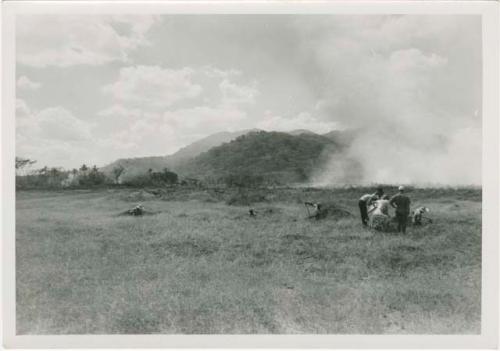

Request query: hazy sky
[{"left": 16, "top": 15, "right": 482, "bottom": 183}]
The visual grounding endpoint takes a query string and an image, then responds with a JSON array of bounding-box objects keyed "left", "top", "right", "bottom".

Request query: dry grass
[{"left": 16, "top": 186, "right": 481, "bottom": 334}]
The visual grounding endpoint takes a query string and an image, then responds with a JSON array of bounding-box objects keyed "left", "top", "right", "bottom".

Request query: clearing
[{"left": 16, "top": 186, "right": 481, "bottom": 334}]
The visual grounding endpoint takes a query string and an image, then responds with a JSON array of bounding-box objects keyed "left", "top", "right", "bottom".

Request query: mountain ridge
[{"left": 101, "top": 128, "right": 355, "bottom": 184}]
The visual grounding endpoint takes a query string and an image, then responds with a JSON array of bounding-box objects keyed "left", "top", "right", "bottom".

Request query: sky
[{"left": 16, "top": 15, "right": 482, "bottom": 184}]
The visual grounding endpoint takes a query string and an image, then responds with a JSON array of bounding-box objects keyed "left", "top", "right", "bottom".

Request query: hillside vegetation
[
  {"left": 100, "top": 130, "right": 256, "bottom": 182},
  {"left": 98, "top": 129, "right": 360, "bottom": 186},
  {"left": 178, "top": 131, "right": 343, "bottom": 184}
]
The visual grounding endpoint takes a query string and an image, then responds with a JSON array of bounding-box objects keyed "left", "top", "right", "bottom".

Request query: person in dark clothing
[
  {"left": 358, "top": 186, "right": 384, "bottom": 226},
  {"left": 390, "top": 186, "right": 411, "bottom": 233}
]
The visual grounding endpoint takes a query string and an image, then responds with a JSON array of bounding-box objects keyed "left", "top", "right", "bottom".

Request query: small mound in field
[
  {"left": 312, "top": 203, "right": 352, "bottom": 220},
  {"left": 256, "top": 206, "right": 282, "bottom": 216},
  {"left": 116, "top": 209, "right": 160, "bottom": 217}
]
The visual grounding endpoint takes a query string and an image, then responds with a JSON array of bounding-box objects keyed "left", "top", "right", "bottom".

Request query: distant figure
[
  {"left": 249, "top": 208, "right": 257, "bottom": 217},
  {"left": 128, "top": 204, "right": 144, "bottom": 216},
  {"left": 305, "top": 202, "right": 322, "bottom": 220},
  {"left": 412, "top": 206, "right": 430, "bottom": 225},
  {"left": 390, "top": 186, "right": 411, "bottom": 233},
  {"left": 358, "top": 187, "right": 383, "bottom": 226}
]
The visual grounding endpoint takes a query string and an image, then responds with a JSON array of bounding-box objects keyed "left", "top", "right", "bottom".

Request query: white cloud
[
  {"left": 202, "top": 66, "right": 242, "bottom": 79},
  {"left": 17, "top": 15, "right": 158, "bottom": 67},
  {"left": 15, "top": 101, "right": 100, "bottom": 168},
  {"left": 37, "top": 107, "right": 93, "bottom": 141},
  {"left": 17, "top": 76, "right": 41, "bottom": 90},
  {"left": 97, "top": 104, "right": 140, "bottom": 118},
  {"left": 16, "top": 99, "right": 31, "bottom": 118},
  {"left": 389, "top": 48, "right": 447, "bottom": 72},
  {"left": 102, "top": 66, "right": 203, "bottom": 109},
  {"left": 219, "top": 79, "right": 258, "bottom": 105},
  {"left": 17, "top": 106, "right": 93, "bottom": 142},
  {"left": 163, "top": 105, "right": 246, "bottom": 132},
  {"left": 96, "top": 65, "right": 259, "bottom": 152},
  {"left": 257, "top": 111, "right": 338, "bottom": 134}
]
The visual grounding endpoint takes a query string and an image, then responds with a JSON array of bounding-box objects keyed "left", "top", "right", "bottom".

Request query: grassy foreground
[{"left": 16, "top": 186, "right": 481, "bottom": 334}]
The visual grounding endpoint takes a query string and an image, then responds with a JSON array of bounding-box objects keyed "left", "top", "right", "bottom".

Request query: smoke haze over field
[
  {"left": 16, "top": 15, "right": 481, "bottom": 185},
  {"left": 303, "top": 16, "right": 482, "bottom": 186}
]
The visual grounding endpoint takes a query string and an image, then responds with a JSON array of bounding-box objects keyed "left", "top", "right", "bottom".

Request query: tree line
[
  {"left": 15, "top": 157, "right": 180, "bottom": 190},
  {"left": 16, "top": 156, "right": 288, "bottom": 191}
]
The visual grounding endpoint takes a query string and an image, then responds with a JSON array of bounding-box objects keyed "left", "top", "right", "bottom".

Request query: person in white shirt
[
  {"left": 412, "top": 206, "right": 430, "bottom": 225},
  {"left": 369, "top": 195, "right": 391, "bottom": 230},
  {"left": 370, "top": 195, "right": 390, "bottom": 216}
]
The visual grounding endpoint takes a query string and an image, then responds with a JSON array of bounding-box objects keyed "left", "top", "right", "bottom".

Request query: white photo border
[{"left": 2, "top": 1, "right": 498, "bottom": 348}]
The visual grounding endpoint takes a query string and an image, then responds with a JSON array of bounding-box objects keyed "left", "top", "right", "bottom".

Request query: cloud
[
  {"left": 16, "top": 15, "right": 158, "bottom": 67},
  {"left": 15, "top": 100, "right": 101, "bottom": 168},
  {"left": 17, "top": 105, "right": 92, "bottom": 142},
  {"left": 163, "top": 105, "right": 246, "bottom": 132},
  {"left": 299, "top": 15, "right": 481, "bottom": 185},
  {"left": 219, "top": 79, "right": 258, "bottom": 105},
  {"left": 17, "top": 75, "right": 41, "bottom": 90},
  {"left": 257, "top": 111, "right": 338, "bottom": 134},
  {"left": 102, "top": 65, "right": 203, "bottom": 109},
  {"left": 16, "top": 99, "right": 31, "bottom": 118},
  {"left": 96, "top": 65, "right": 259, "bottom": 154},
  {"left": 201, "top": 66, "right": 242, "bottom": 79}
]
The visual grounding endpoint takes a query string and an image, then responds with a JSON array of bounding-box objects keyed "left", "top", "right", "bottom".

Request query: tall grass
[{"left": 16, "top": 187, "right": 481, "bottom": 334}]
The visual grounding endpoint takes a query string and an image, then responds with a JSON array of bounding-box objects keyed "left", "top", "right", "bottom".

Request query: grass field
[{"left": 16, "top": 186, "right": 482, "bottom": 334}]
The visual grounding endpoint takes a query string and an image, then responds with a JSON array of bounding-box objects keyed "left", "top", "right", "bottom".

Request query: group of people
[{"left": 358, "top": 186, "right": 413, "bottom": 233}]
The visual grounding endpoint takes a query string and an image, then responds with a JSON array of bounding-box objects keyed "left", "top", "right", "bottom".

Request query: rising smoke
[{"left": 301, "top": 15, "right": 482, "bottom": 186}]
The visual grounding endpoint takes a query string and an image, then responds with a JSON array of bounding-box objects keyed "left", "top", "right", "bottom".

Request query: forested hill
[
  {"left": 177, "top": 131, "right": 340, "bottom": 184},
  {"left": 100, "top": 130, "right": 254, "bottom": 181}
]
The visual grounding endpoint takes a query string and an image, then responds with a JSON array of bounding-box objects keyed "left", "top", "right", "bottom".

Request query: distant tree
[
  {"left": 161, "top": 168, "right": 178, "bottom": 184},
  {"left": 15, "top": 157, "right": 36, "bottom": 170},
  {"left": 87, "top": 165, "right": 106, "bottom": 185},
  {"left": 49, "top": 167, "right": 61, "bottom": 177},
  {"left": 112, "top": 165, "right": 125, "bottom": 184},
  {"left": 15, "top": 157, "right": 36, "bottom": 176},
  {"left": 79, "top": 164, "right": 88, "bottom": 172},
  {"left": 143, "top": 168, "right": 178, "bottom": 186},
  {"left": 38, "top": 166, "right": 49, "bottom": 176}
]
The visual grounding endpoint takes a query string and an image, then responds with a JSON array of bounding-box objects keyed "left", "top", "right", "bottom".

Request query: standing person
[
  {"left": 390, "top": 186, "right": 411, "bottom": 234},
  {"left": 358, "top": 187, "right": 383, "bottom": 226}
]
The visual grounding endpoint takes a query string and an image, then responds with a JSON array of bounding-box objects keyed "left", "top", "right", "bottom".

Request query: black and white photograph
[{"left": 2, "top": 0, "right": 499, "bottom": 348}]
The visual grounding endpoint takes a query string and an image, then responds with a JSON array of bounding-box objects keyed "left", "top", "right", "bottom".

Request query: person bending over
[{"left": 358, "top": 186, "right": 383, "bottom": 226}]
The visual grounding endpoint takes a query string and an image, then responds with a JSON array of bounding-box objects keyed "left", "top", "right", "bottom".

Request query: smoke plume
[{"left": 300, "top": 15, "right": 482, "bottom": 186}]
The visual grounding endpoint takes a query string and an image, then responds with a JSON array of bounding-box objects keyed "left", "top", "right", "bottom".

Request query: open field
[{"left": 16, "top": 186, "right": 481, "bottom": 334}]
